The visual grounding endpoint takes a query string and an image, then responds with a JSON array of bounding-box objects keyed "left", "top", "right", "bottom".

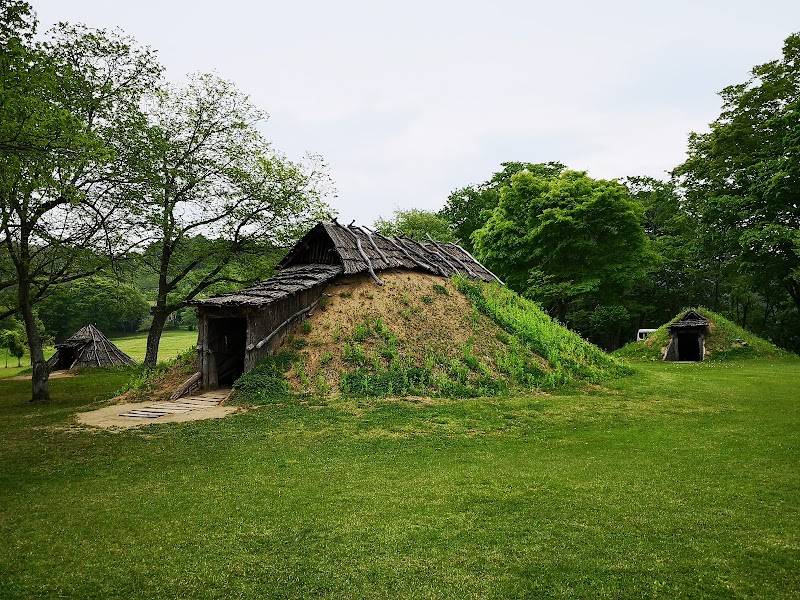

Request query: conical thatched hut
[{"left": 47, "top": 324, "right": 136, "bottom": 370}]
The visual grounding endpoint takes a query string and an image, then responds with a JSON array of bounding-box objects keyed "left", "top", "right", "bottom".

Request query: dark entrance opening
[
  {"left": 207, "top": 317, "right": 247, "bottom": 386},
  {"left": 677, "top": 332, "right": 702, "bottom": 361},
  {"left": 52, "top": 348, "right": 76, "bottom": 370}
]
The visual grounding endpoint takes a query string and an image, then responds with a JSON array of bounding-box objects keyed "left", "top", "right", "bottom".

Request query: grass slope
[
  {"left": 0, "top": 359, "right": 798, "bottom": 597},
  {"left": 236, "top": 272, "right": 628, "bottom": 402},
  {"left": 615, "top": 307, "right": 791, "bottom": 361}
]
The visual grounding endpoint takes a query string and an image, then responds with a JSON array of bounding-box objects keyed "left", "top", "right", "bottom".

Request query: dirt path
[
  {"left": 6, "top": 371, "right": 76, "bottom": 381},
  {"left": 76, "top": 389, "right": 240, "bottom": 430}
]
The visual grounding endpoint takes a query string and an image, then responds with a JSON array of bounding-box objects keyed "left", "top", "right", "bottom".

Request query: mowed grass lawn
[
  {"left": 0, "top": 329, "right": 197, "bottom": 380},
  {"left": 0, "top": 359, "right": 798, "bottom": 598},
  {"left": 108, "top": 329, "right": 197, "bottom": 363}
]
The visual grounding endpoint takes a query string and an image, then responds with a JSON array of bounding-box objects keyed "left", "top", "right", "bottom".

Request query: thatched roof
[
  {"left": 191, "top": 221, "right": 501, "bottom": 309},
  {"left": 189, "top": 264, "right": 342, "bottom": 308},
  {"left": 47, "top": 324, "right": 135, "bottom": 369},
  {"left": 278, "top": 221, "right": 501, "bottom": 283},
  {"left": 668, "top": 310, "right": 710, "bottom": 331}
]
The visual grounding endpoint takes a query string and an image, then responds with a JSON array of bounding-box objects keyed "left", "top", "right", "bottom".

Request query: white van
[{"left": 637, "top": 328, "right": 657, "bottom": 341}]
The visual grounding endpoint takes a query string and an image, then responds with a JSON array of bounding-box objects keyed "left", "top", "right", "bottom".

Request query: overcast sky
[{"left": 33, "top": 0, "right": 800, "bottom": 225}]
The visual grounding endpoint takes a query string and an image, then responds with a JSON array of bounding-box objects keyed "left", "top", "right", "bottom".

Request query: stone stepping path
[{"left": 118, "top": 390, "right": 230, "bottom": 420}]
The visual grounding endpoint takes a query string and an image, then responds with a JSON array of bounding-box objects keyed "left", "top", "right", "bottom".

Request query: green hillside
[
  {"left": 615, "top": 307, "right": 791, "bottom": 361},
  {"left": 234, "top": 272, "right": 630, "bottom": 403}
]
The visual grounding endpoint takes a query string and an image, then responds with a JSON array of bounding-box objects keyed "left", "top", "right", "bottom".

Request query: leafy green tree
[
  {"left": 0, "top": 2, "right": 161, "bottom": 401},
  {"left": 37, "top": 276, "right": 149, "bottom": 342},
  {"left": 440, "top": 162, "right": 566, "bottom": 251},
  {"left": 1, "top": 326, "right": 25, "bottom": 367},
  {"left": 622, "top": 177, "right": 709, "bottom": 321},
  {"left": 373, "top": 209, "right": 456, "bottom": 242},
  {"left": 474, "top": 170, "right": 651, "bottom": 324},
  {"left": 122, "top": 74, "right": 332, "bottom": 367},
  {"left": 674, "top": 32, "right": 800, "bottom": 316}
]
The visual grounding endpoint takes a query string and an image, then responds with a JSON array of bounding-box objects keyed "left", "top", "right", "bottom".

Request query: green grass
[
  {"left": 455, "top": 276, "right": 632, "bottom": 383},
  {"left": 1, "top": 357, "right": 798, "bottom": 598},
  {"left": 109, "top": 329, "right": 198, "bottom": 363},
  {"left": 0, "top": 329, "right": 197, "bottom": 381}
]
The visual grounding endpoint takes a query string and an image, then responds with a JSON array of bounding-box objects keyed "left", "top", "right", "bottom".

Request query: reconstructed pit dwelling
[
  {"left": 189, "top": 221, "right": 501, "bottom": 389},
  {"left": 663, "top": 310, "right": 709, "bottom": 361}
]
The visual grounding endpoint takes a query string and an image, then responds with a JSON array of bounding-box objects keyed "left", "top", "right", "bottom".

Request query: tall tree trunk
[
  {"left": 143, "top": 307, "right": 170, "bottom": 367},
  {"left": 556, "top": 299, "right": 568, "bottom": 325},
  {"left": 18, "top": 276, "right": 49, "bottom": 402},
  {"left": 785, "top": 280, "right": 800, "bottom": 319}
]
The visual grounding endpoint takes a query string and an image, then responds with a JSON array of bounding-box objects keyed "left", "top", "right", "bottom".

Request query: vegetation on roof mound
[
  {"left": 231, "top": 270, "right": 631, "bottom": 403},
  {"left": 114, "top": 347, "right": 198, "bottom": 403},
  {"left": 614, "top": 307, "right": 792, "bottom": 361}
]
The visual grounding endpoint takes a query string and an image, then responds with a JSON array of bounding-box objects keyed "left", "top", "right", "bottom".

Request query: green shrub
[
  {"left": 354, "top": 319, "right": 371, "bottom": 342},
  {"left": 118, "top": 346, "right": 196, "bottom": 399},
  {"left": 231, "top": 350, "right": 297, "bottom": 403},
  {"left": 343, "top": 342, "right": 368, "bottom": 366},
  {"left": 340, "top": 365, "right": 430, "bottom": 397}
]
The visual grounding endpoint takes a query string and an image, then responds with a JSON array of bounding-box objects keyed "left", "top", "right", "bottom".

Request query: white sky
[{"left": 32, "top": 0, "right": 800, "bottom": 225}]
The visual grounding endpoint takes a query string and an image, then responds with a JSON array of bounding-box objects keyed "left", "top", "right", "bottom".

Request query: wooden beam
[
  {"left": 342, "top": 224, "right": 383, "bottom": 285},
  {"left": 354, "top": 226, "right": 390, "bottom": 264},
  {"left": 246, "top": 299, "right": 321, "bottom": 352},
  {"left": 401, "top": 237, "right": 449, "bottom": 277},
  {"left": 453, "top": 244, "right": 504, "bottom": 284},
  {"left": 426, "top": 235, "right": 475, "bottom": 278}
]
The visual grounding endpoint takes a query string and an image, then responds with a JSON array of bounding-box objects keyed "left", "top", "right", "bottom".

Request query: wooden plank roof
[
  {"left": 188, "top": 264, "right": 343, "bottom": 307},
  {"left": 279, "top": 221, "right": 502, "bottom": 283},
  {"left": 191, "top": 221, "right": 502, "bottom": 309},
  {"left": 668, "top": 310, "right": 710, "bottom": 331}
]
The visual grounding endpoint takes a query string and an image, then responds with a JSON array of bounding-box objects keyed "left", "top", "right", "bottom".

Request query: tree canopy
[
  {"left": 0, "top": 2, "right": 161, "bottom": 400},
  {"left": 440, "top": 162, "right": 566, "bottom": 252},
  {"left": 0, "top": 1, "right": 333, "bottom": 397},
  {"left": 675, "top": 33, "right": 800, "bottom": 315},
  {"left": 37, "top": 277, "right": 149, "bottom": 342},
  {"left": 373, "top": 209, "right": 456, "bottom": 242},
  {"left": 473, "top": 170, "right": 651, "bottom": 324},
  {"left": 123, "top": 73, "right": 332, "bottom": 366}
]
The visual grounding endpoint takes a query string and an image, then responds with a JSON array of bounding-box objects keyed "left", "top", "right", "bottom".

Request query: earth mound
[
  {"left": 614, "top": 307, "right": 790, "bottom": 361},
  {"left": 233, "top": 270, "right": 630, "bottom": 401}
]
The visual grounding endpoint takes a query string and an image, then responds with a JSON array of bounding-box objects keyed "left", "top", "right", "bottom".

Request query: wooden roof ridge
[
  {"left": 668, "top": 309, "right": 710, "bottom": 330},
  {"left": 277, "top": 220, "right": 503, "bottom": 283}
]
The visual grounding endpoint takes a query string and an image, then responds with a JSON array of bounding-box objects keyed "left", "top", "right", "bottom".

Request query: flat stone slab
[{"left": 76, "top": 389, "right": 239, "bottom": 429}]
